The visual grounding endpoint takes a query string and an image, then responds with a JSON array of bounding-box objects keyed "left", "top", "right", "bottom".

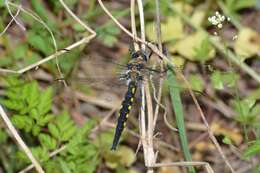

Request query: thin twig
[
  {"left": 152, "top": 0, "right": 165, "bottom": 133},
  {"left": 4, "top": 0, "right": 26, "bottom": 31},
  {"left": 5, "top": 1, "right": 66, "bottom": 85},
  {"left": 0, "top": 105, "right": 44, "bottom": 173},
  {"left": 0, "top": 4, "right": 21, "bottom": 37},
  {"left": 19, "top": 146, "right": 66, "bottom": 173},
  {"left": 0, "top": 1, "right": 96, "bottom": 77},
  {"left": 149, "top": 162, "right": 215, "bottom": 173}
]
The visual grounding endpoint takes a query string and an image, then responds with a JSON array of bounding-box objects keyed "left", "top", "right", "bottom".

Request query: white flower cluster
[{"left": 208, "top": 11, "right": 226, "bottom": 29}]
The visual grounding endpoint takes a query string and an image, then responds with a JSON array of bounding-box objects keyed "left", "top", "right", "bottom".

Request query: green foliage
[
  {"left": 233, "top": 98, "right": 260, "bottom": 126},
  {"left": 243, "top": 140, "right": 260, "bottom": 158},
  {"left": 194, "top": 38, "right": 212, "bottom": 62},
  {"left": 96, "top": 10, "right": 128, "bottom": 47},
  {"left": 0, "top": 77, "right": 99, "bottom": 173},
  {"left": 0, "top": 128, "right": 8, "bottom": 143},
  {"left": 188, "top": 74, "right": 204, "bottom": 92},
  {"left": 167, "top": 67, "right": 196, "bottom": 173},
  {"left": 96, "top": 22, "right": 120, "bottom": 47},
  {"left": 211, "top": 70, "right": 238, "bottom": 90}
]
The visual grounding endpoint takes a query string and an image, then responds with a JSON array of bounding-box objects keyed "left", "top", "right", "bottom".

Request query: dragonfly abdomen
[{"left": 111, "top": 81, "right": 137, "bottom": 150}]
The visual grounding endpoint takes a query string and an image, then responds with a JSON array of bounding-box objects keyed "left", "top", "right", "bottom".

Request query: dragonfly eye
[
  {"left": 136, "top": 64, "right": 144, "bottom": 70},
  {"left": 127, "top": 64, "right": 132, "bottom": 69},
  {"left": 131, "top": 52, "right": 139, "bottom": 59},
  {"left": 141, "top": 53, "right": 148, "bottom": 61}
]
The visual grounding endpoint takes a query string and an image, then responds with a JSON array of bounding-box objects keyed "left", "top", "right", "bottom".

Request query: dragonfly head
[{"left": 131, "top": 50, "right": 148, "bottom": 61}]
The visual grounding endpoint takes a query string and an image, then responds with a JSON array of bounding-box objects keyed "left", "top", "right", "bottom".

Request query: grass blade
[{"left": 167, "top": 67, "right": 196, "bottom": 173}]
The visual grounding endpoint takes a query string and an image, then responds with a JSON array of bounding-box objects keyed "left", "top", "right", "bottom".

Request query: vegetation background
[{"left": 0, "top": 0, "right": 260, "bottom": 173}]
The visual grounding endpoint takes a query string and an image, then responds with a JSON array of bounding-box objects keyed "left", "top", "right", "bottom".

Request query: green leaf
[
  {"left": 38, "top": 114, "right": 54, "bottom": 126},
  {"left": 39, "top": 133, "right": 57, "bottom": 150},
  {"left": 243, "top": 140, "right": 260, "bottom": 158},
  {"left": 12, "top": 44, "right": 28, "bottom": 60},
  {"left": 1, "top": 99, "right": 25, "bottom": 111},
  {"left": 211, "top": 71, "right": 224, "bottom": 90},
  {"left": 146, "top": 16, "right": 184, "bottom": 42},
  {"left": 188, "top": 74, "right": 204, "bottom": 92},
  {"left": 211, "top": 71, "right": 239, "bottom": 89},
  {"left": 194, "top": 38, "right": 212, "bottom": 62},
  {"left": 37, "top": 87, "right": 53, "bottom": 116},
  {"left": 96, "top": 22, "right": 121, "bottom": 47},
  {"left": 31, "top": 147, "right": 50, "bottom": 161},
  {"left": 30, "top": 108, "right": 39, "bottom": 120},
  {"left": 32, "top": 125, "right": 41, "bottom": 136},
  {"left": 24, "top": 118, "right": 34, "bottom": 133},
  {"left": 56, "top": 112, "right": 71, "bottom": 130},
  {"left": 79, "top": 119, "right": 96, "bottom": 136},
  {"left": 233, "top": 98, "right": 259, "bottom": 125},
  {"left": 61, "top": 125, "right": 77, "bottom": 142},
  {"left": 234, "top": 28, "right": 260, "bottom": 60},
  {"left": 27, "top": 31, "right": 52, "bottom": 55},
  {"left": 16, "top": 151, "right": 31, "bottom": 164},
  {"left": 0, "top": 0, "right": 4, "bottom": 7},
  {"left": 0, "top": 129, "right": 8, "bottom": 143},
  {"left": 48, "top": 123, "right": 60, "bottom": 139},
  {"left": 26, "top": 82, "right": 39, "bottom": 109},
  {"left": 223, "top": 136, "right": 233, "bottom": 145},
  {"left": 58, "top": 159, "right": 72, "bottom": 173},
  {"left": 167, "top": 67, "right": 196, "bottom": 173},
  {"left": 11, "top": 115, "right": 29, "bottom": 129}
]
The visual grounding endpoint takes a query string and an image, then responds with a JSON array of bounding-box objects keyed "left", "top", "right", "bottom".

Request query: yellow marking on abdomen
[{"left": 131, "top": 87, "right": 136, "bottom": 93}]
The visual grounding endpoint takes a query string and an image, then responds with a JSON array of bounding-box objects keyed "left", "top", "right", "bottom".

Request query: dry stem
[{"left": 0, "top": 105, "right": 44, "bottom": 173}]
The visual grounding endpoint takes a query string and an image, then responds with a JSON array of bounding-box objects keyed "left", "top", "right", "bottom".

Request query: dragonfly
[
  {"left": 56, "top": 47, "right": 207, "bottom": 150},
  {"left": 60, "top": 49, "right": 158, "bottom": 150}
]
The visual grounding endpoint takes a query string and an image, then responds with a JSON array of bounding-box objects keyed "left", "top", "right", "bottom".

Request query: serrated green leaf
[
  {"left": 61, "top": 125, "right": 77, "bottom": 142},
  {"left": 26, "top": 82, "right": 39, "bottom": 108},
  {"left": 39, "top": 133, "right": 57, "bottom": 150},
  {"left": 24, "top": 118, "right": 34, "bottom": 133},
  {"left": 30, "top": 108, "right": 39, "bottom": 120},
  {"left": 1, "top": 99, "right": 25, "bottom": 111},
  {"left": 32, "top": 125, "right": 41, "bottom": 136},
  {"left": 16, "top": 151, "right": 31, "bottom": 164},
  {"left": 56, "top": 112, "right": 71, "bottom": 130},
  {"left": 37, "top": 87, "right": 53, "bottom": 116},
  {"left": 79, "top": 119, "right": 96, "bottom": 136},
  {"left": 11, "top": 115, "right": 28, "bottom": 129},
  {"left": 38, "top": 114, "right": 54, "bottom": 126},
  {"left": 5, "top": 89, "right": 23, "bottom": 100},
  {"left": 48, "top": 123, "right": 60, "bottom": 139},
  {"left": 31, "top": 147, "right": 50, "bottom": 161},
  {"left": 58, "top": 159, "right": 72, "bottom": 173}
]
